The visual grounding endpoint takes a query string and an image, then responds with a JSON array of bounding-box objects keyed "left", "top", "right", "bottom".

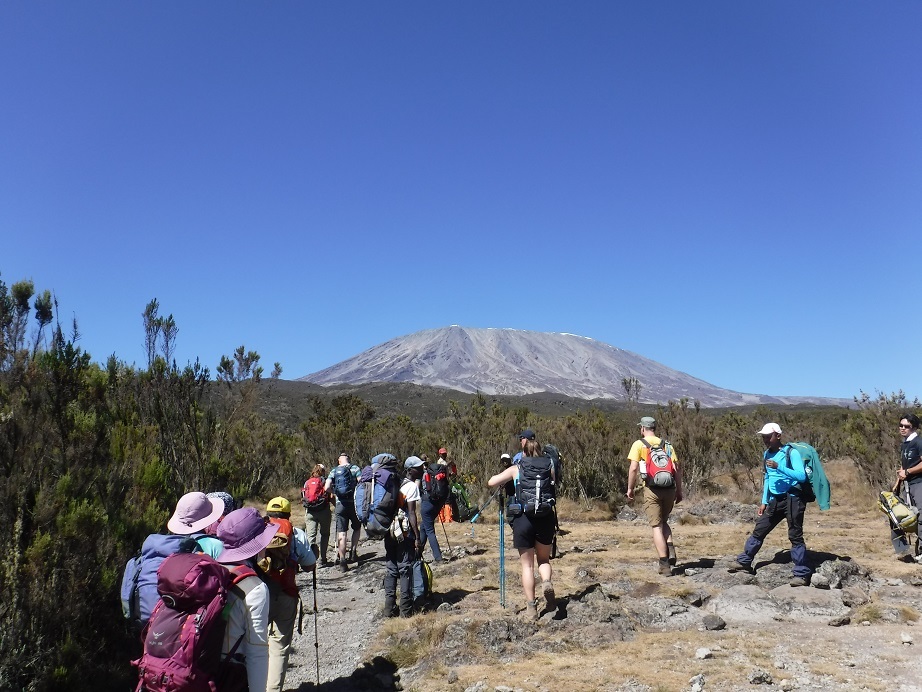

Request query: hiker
[
  {"left": 437, "top": 446, "right": 458, "bottom": 479},
  {"left": 121, "top": 492, "right": 226, "bottom": 631},
  {"left": 420, "top": 451, "right": 452, "bottom": 562},
  {"left": 206, "top": 491, "right": 237, "bottom": 521},
  {"left": 324, "top": 453, "right": 362, "bottom": 572},
  {"left": 381, "top": 456, "right": 423, "bottom": 617},
  {"left": 215, "top": 507, "right": 281, "bottom": 692},
  {"left": 729, "top": 423, "right": 812, "bottom": 586},
  {"left": 264, "top": 497, "right": 318, "bottom": 692},
  {"left": 897, "top": 414, "right": 922, "bottom": 506},
  {"left": 487, "top": 435, "right": 557, "bottom": 620},
  {"left": 626, "top": 416, "right": 683, "bottom": 575},
  {"left": 500, "top": 452, "right": 516, "bottom": 497},
  {"left": 302, "top": 463, "right": 333, "bottom": 566}
]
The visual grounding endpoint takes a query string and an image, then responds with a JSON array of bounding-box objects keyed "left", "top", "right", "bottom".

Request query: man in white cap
[{"left": 728, "top": 422, "right": 812, "bottom": 586}]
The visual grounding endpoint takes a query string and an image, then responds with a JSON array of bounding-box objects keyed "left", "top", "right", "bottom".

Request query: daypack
[
  {"left": 332, "top": 464, "right": 357, "bottom": 499},
  {"left": 354, "top": 453, "right": 401, "bottom": 540},
  {"left": 264, "top": 518, "right": 299, "bottom": 598},
  {"left": 879, "top": 490, "right": 919, "bottom": 533},
  {"left": 423, "top": 462, "right": 451, "bottom": 504},
  {"left": 121, "top": 533, "right": 205, "bottom": 633},
  {"left": 132, "top": 552, "right": 248, "bottom": 692},
  {"left": 411, "top": 559, "right": 433, "bottom": 601},
  {"left": 450, "top": 481, "right": 475, "bottom": 522},
  {"left": 640, "top": 439, "right": 677, "bottom": 488},
  {"left": 515, "top": 454, "right": 556, "bottom": 518},
  {"left": 782, "top": 442, "right": 831, "bottom": 510},
  {"left": 543, "top": 444, "right": 564, "bottom": 486},
  {"left": 301, "top": 476, "right": 328, "bottom": 510}
]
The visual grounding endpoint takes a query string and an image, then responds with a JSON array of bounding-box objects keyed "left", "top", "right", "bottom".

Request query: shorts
[
  {"left": 335, "top": 498, "right": 360, "bottom": 534},
  {"left": 511, "top": 511, "right": 556, "bottom": 549},
  {"left": 642, "top": 485, "right": 675, "bottom": 527}
]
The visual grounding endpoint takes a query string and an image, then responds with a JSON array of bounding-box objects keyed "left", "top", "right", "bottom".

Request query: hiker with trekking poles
[
  {"left": 487, "top": 430, "right": 558, "bottom": 620},
  {"left": 419, "top": 446, "right": 454, "bottom": 562}
]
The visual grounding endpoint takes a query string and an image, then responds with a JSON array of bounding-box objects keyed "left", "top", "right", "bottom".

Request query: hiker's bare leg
[
  {"left": 519, "top": 547, "right": 536, "bottom": 602},
  {"left": 351, "top": 527, "right": 361, "bottom": 558},
  {"left": 535, "top": 540, "right": 552, "bottom": 584},
  {"left": 652, "top": 524, "right": 668, "bottom": 558},
  {"left": 337, "top": 532, "right": 347, "bottom": 561}
]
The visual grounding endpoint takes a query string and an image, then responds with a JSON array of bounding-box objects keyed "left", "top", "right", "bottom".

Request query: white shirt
[
  {"left": 401, "top": 477, "right": 420, "bottom": 503},
  {"left": 223, "top": 571, "right": 270, "bottom": 692}
]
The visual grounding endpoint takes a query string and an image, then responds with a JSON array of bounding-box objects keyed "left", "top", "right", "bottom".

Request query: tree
[{"left": 621, "top": 376, "right": 642, "bottom": 410}]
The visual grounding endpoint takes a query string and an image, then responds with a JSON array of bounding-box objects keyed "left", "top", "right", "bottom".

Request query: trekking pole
[
  {"left": 468, "top": 487, "right": 501, "bottom": 524},
  {"left": 439, "top": 512, "right": 452, "bottom": 553},
  {"left": 499, "top": 493, "right": 506, "bottom": 608},
  {"left": 310, "top": 548, "right": 320, "bottom": 685}
]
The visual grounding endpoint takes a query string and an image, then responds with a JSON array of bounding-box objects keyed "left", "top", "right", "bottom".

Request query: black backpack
[
  {"left": 515, "top": 454, "right": 556, "bottom": 518},
  {"left": 423, "top": 463, "right": 450, "bottom": 504},
  {"left": 543, "top": 444, "right": 564, "bottom": 487}
]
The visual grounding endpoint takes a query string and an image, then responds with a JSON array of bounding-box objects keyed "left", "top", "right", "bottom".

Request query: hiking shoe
[
  {"left": 524, "top": 600, "right": 538, "bottom": 621},
  {"left": 349, "top": 548, "right": 358, "bottom": 563},
  {"left": 727, "top": 560, "right": 753, "bottom": 574},
  {"left": 667, "top": 545, "right": 677, "bottom": 567},
  {"left": 658, "top": 559, "right": 672, "bottom": 576},
  {"left": 339, "top": 561, "right": 349, "bottom": 573},
  {"left": 542, "top": 581, "right": 557, "bottom": 610},
  {"left": 789, "top": 576, "right": 809, "bottom": 588}
]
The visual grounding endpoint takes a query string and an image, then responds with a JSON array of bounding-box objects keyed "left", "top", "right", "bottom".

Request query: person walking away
[
  {"left": 729, "top": 423, "right": 812, "bottom": 586},
  {"left": 381, "top": 457, "right": 423, "bottom": 617},
  {"left": 324, "top": 453, "right": 362, "bottom": 571},
  {"left": 264, "top": 497, "right": 318, "bottom": 692},
  {"left": 420, "top": 452, "right": 452, "bottom": 562},
  {"left": 215, "top": 508, "right": 281, "bottom": 692},
  {"left": 626, "top": 416, "right": 683, "bottom": 575},
  {"left": 487, "top": 435, "right": 557, "bottom": 620},
  {"left": 302, "top": 464, "right": 333, "bottom": 566}
]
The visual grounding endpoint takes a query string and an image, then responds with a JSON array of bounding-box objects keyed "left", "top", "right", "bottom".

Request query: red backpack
[
  {"left": 132, "top": 553, "right": 253, "bottom": 692},
  {"left": 301, "top": 476, "right": 328, "bottom": 510}
]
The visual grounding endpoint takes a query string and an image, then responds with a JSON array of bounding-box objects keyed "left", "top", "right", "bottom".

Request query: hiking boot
[
  {"left": 727, "top": 559, "right": 753, "bottom": 574},
  {"left": 339, "top": 561, "right": 349, "bottom": 573},
  {"left": 349, "top": 548, "right": 358, "bottom": 563},
  {"left": 667, "top": 544, "right": 677, "bottom": 567},
  {"left": 542, "top": 581, "right": 556, "bottom": 610},
  {"left": 658, "top": 558, "right": 672, "bottom": 576},
  {"left": 789, "top": 576, "right": 809, "bottom": 588},
  {"left": 524, "top": 599, "right": 538, "bottom": 621}
]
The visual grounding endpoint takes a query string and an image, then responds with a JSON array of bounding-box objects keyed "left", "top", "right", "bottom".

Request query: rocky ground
[{"left": 280, "top": 462, "right": 922, "bottom": 692}]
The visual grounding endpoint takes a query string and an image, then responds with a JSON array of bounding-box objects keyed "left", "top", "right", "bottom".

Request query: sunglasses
[{"left": 899, "top": 424, "right": 912, "bottom": 429}]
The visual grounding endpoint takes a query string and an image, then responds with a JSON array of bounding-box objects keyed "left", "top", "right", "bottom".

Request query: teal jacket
[{"left": 785, "top": 442, "right": 831, "bottom": 511}]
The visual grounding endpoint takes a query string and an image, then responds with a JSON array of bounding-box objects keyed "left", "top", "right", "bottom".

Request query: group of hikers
[{"left": 123, "top": 413, "right": 922, "bottom": 691}]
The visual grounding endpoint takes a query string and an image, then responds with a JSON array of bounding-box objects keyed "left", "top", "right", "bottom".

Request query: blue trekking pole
[{"left": 499, "top": 493, "right": 506, "bottom": 608}]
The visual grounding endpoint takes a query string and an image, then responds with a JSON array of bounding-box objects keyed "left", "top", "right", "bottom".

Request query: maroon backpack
[{"left": 132, "top": 553, "right": 250, "bottom": 692}]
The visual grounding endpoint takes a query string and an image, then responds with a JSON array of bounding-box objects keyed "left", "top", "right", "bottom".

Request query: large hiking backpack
[
  {"left": 332, "top": 464, "right": 357, "bottom": 499},
  {"left": 879, "top": 490, "right": 919, "bottom": 533},
  {"left": 423, "top": 462, "right": 451, "bottom": 504},
  {"left": 121, "top": 533, "right": 204, "bottom": 633},
  {"left": 515, "top": 454, "right": 556, "bottom": 518},
  {"left": 354, "top": 453, "right": 401, "bottom": 540},
  {"left": 543, "top": 444, "right": 564, "bottom": 486},
  {"left": 132, "top": 552, "right": 240, "bottom": 692},
  {"left": 640, "top": 439, "right": 677, "bottom": 488},
  {"left": 265, "top": 518, "right": 299, "bottom": 598},
  {"left": 450, "top": 481, "right": 475, "bottom": 522},
  {"left": 301, "top": 476, "right": 328, "bottom": 510},
  {"left": 782, "top": 442, "right": 831, "bottom": 510}
]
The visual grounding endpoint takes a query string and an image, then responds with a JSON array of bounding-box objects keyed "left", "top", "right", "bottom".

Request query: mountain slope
[{"left": 299, "top": 326, "right": 844, "bottom": 407}]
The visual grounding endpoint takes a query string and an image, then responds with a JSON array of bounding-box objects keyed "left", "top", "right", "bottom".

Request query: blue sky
[{"left": 2, "top": 3, "right": 919, "bottom": 401}]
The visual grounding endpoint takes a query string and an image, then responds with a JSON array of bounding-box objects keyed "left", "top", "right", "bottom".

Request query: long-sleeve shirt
[
  {"left": 223, "top": 570, "right": 270, "bottom": 692},
  {"left": 762, "top": 445, "right": 807, "bottom": 504}
]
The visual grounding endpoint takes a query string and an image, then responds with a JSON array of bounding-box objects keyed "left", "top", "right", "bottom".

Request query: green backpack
[{"left": 783, "top": 442, "right": 831, "bottom": 511}]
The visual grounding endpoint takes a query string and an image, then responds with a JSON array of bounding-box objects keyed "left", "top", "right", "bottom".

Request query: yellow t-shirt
[{"left": 627, "top": 435, "right": 679, "bottom": 475}]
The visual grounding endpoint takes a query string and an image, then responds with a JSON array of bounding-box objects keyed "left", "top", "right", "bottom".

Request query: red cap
[{"left": 438, "top": 447, "right": 447, "bottom": 455}]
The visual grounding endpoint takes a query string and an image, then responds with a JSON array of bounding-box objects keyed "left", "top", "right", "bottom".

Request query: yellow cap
[{"left": 267, "top": 496, "right": 291, "bottom": 514}]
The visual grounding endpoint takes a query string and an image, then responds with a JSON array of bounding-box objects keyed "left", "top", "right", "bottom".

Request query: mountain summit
[{"left": 300, "top": 326, "right": 839, "bottom": 407}]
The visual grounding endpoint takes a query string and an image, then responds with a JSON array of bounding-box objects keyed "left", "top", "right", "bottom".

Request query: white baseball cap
[{"left": 757, "top": 423, "right": 782, "bottom": 436}]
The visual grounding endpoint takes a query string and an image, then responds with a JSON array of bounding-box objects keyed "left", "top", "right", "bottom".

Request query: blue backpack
[
  {"left": 783, "top": 442, "right": 831, "bottom": 511},
  {"left": 354, "top": 454, "right": 401, "bottom": 540},
  {"left": 120, "top": 533, "right": 204, "bottom": 633},
  {"left": 333, "top": 464, "right": 357, "bottom": 498}
]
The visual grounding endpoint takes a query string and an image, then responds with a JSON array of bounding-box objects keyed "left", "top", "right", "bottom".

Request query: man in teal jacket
[{"left": 729, "top": 423, "right": 813, "bottom": 586}]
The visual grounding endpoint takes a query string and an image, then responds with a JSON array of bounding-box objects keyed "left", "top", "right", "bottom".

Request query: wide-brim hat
[
  {"left": 216, "top": 508, "right": 280, "bottom": 563},
  {"left": 167, "top": 492, "right": 226, "bottom": 534}
]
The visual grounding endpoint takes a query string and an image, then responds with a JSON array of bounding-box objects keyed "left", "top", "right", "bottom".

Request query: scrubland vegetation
[{"left": 0, "top": 272, "right": 918, "bottom": 690}]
